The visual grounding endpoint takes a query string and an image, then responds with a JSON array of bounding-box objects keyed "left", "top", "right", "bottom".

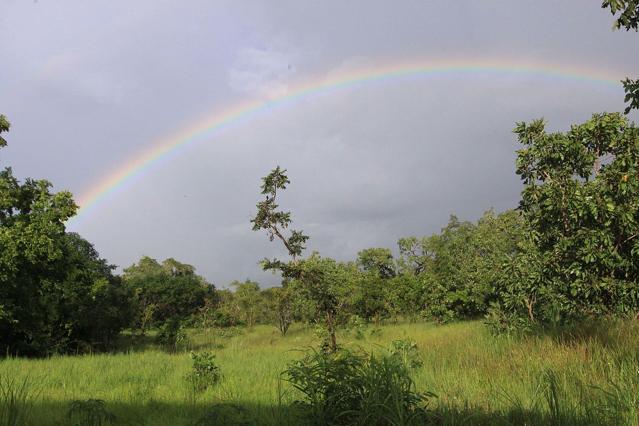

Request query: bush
[
  {"left": 284, "top": 347, "right": 434, "bottom": 425},
  {"left": 185, "top": 351, "right": 221, "bottom": 392},
  {"left": 67, "top": 399, "right": 116, "bottom": 426},
  {"left": 389, "top": 339, "right": 423, "bottom": 370},
  {"left": 156, "top": 318, "right": 189, "bottom": 351}
]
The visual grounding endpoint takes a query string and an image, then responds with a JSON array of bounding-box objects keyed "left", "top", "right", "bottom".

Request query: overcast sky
[{"left": 1, "top": 1, "right": 637, "bottom": 287}]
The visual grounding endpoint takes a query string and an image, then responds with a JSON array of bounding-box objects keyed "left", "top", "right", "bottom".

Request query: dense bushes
[
  {"left": 489, "top": 114, "right": 639, "bottom": 330},
  {"left": 122, "top": 256, "right": 215, "bottom": 332},
  {"left": 285, "top": 346, "right": 433, "bottom": 425}
]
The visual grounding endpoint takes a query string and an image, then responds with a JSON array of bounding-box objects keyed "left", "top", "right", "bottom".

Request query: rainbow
[{"left": 68, "top": 57, "right": 626, "bottom": 226}]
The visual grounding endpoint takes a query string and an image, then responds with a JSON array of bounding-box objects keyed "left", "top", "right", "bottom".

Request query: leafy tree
[
  {"left": 287, "top": 253, "right": 352, "bottom": 351},
  {"left": 397, "top": 210, "right": 525, "bottom": 323},
  {"left": 251, "top": 167, "right": 351, "bottom": 350},
  {"left": 44, "top": 233, "right": 132, "bottom": 351},
  {"left": 123, "top": 256, "right": 214, "bottom": 330},
  {"left": 356, "top": 248, "right": 396, "bottom": 279},
  {"left": 1, "top": 116, "right": 79, "bottom": 355},
  {"left": 230, "top": 279, "right": 262, "bottom": 327},
  {"left": 262, "top": 286, "right": 294, "bottom": 335},
  {"left": 384, "top": 274, "right": 427, "bottom": 322},
  {"left": 397, "top": 236, "right": 432, "bottom": 276},
  {"left": 251, "top": 166, "right": 309, "bottom": 269},
  {"left": 511, "top": 113, "right": 639, "bottom": 323}
]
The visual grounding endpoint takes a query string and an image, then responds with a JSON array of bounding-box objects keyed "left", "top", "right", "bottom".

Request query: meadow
[{"left": 2, "top": 320, "right": 639, "bottom": 425}]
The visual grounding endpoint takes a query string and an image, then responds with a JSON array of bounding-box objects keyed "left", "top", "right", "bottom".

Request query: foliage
[
  {"left": 156, "top": 317, "right": 189, "bottom": 351},
  {"left": 287, "top": 253, "right": 355, "bottom": 351},
  {"left": 1, "top": 119, "right": 130, "bottom": 355},
  {"left": 185, "top": 351, "right": 221, "bottom": 392},
  {"left": 622, "top": 78, "right": 639, "bottom": 114},
  {"left": 0, "top": 115, "right": 8, "bottom": 148},
  {"left": 388, "top": 339, "right": 423, "bottom": 370},
  {"left": 262, "top": 286, "right": 294, "bottom": 335},
  {"left": 357, "top": 248, "right": 396, "bottom": 279},
  {"left": 602, "top": 0, "right": 639, "bottom": 31},
  {"left": 67, "top": 399, "right": 116, "bottom": 426},
  {"left": 504, "top": 114, "right": 639, "bottom": 325},
  {"left": 251, "top": 165, "right": 309, "bottom": 267},
  {"left": 284, "top": 346, "right": 433, "bottom": 425},
  {"left": 230, "top": 280, "right": 262, "bottom": 328},
  {"left": 601, "top": 1, "right": 638, "bottom": 113},
  {"left": 252, "top": 167, "right": 347, "bottom": 351},
  {"left": 123, "top": 256, "right": 214, "bottom": 330},
  {"left": 398, "top": 210, "right": 526, "bottom": 323}
]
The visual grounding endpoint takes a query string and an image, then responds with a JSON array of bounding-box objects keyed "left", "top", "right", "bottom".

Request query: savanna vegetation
[{"left": 1, "top": 2, "right": 639, "bottom": 425}]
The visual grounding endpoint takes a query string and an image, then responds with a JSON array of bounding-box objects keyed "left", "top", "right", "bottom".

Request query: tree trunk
[{"left": 325, "top": 311, "right": 337, "bottom": 352}]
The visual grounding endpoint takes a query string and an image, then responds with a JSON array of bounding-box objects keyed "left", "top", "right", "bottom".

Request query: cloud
[{"left": 228, "top": 45, "right": 298, "bottom": 98}]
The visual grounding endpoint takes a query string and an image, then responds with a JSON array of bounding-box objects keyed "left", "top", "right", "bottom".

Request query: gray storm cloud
[{"left": 1, "top": 0, "right": 637, "bottom": 287}]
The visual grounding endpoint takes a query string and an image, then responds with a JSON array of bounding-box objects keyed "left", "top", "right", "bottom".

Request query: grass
[{"left": 1, "top": 320, "right": 639, "bottom": 425}]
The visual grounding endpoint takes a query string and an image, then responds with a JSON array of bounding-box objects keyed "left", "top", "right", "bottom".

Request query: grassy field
[{"left": 2, "top": 320, "right": 639, "bottom": 425}]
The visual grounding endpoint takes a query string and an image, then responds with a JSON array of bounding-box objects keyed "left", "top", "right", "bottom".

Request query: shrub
[
  {"left": 389, "top": 339, "right": 423, "bottom": 370},
  {"left": 346, "top": 315, "right": 367, "bottom": 340},
  {"left": 156, "top": 318, "right": 189, "bottom": 351},
  {"left": 67, "top": 399, "right": 116, "bottom": 426},
  {"left": 185, "top": 351, "right": 221, "bottom": 392},
  {"left": 284, "top": 347, "right": 434, "bottom": 425}
]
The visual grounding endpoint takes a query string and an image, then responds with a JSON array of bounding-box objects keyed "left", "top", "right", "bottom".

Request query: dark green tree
[
  {"left": 356, "top": 248, "right": 396, "bottom": 279},
  {"left": 123, "top": 256, "right": 214, "bottom": 331},
  {"left": 1, "top": 116, "right": 78, "bottom": 355},
  {"left": 512, "top": 113, "right": 639, "bottom": 323},
  {"left": 230, "top": 279, "right": 262, "bottom": 328}
]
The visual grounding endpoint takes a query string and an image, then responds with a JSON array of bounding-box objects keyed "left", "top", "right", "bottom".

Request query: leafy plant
[
  {"left": 185, "top": 351, "right": 221, "bottom": 392},
  {"left": 284, "top": 347, "right": 434, "bottom": 425},
  {"left": 67, "top": 399, "right": 116, "bottom": 426},
  {"left": 156, "top": 318, "right": 189, "bottom": 351},
  {"left": 389, "top": 339, "right": 423, "bottom": 370}
]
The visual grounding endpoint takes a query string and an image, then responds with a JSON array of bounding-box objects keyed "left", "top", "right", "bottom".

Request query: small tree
[
  {"left": 231, "top": 279, "right": 261, "bottom": 328},
  {"left": 251, "top": 167, "right": 342, "bottom": 351},
  {"left": 262, "top": 286, "right": 294, "bottom": 335}
]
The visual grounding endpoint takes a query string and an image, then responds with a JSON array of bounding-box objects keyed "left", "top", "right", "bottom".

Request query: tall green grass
[{"left": 1, "top": 320, "right": 639, "bottom": 425}]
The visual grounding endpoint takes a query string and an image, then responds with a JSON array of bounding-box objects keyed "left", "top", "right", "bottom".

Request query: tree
[
  {"left": 123, "top": 256, "right": 214, "bottom": 330},
  {"left": 511, "top": 113, "right": 639, "bottom": 323},
  {"left": 262, "top": 286, "right": 294, "bottom": 335},
  {"left": 40, "top": 233, "right": 132, "bottom": 351},
  {"left": 356, "top": 248, "right": 396, "bottom": 279},
  {"left": 286, "top": 253, "right": 351, "bottom": 351},
  {"left": 251, "top": 166, "right": 309, "bottom": 269},
  {"left": 252, "top": 167, "right": 343, "bottom": 351},
  {"left": 601, "top": 1, "right": 639, "bottom": 113},
  {"left": 396, "top": 210, "right": 526, "bottom": 323},
  {"left": 1, "top": 116, "right": 80, "bottom": 355},
  {"left": 231, "top": 279, "right": 262, "bottom": 328}
]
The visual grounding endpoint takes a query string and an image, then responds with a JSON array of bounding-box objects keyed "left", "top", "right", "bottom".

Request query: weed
[{"left": 0, "top": 375, "right": 39, "bottom": 426}]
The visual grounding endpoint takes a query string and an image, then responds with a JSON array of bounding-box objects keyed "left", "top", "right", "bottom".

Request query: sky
[{"left": 1, "top": 0, "right": 638, "bottom": 287}]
